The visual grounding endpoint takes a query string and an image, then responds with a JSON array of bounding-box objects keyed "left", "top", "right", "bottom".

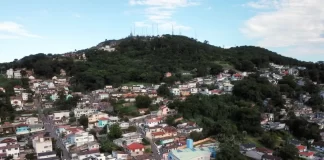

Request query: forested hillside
[{"left": 1, "top": 35, "right": 323, "bottom": 91}]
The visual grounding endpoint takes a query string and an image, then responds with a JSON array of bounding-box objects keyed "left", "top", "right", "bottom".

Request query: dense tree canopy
[{"left": 3, "top": 35, "right": 323, "bottom": 91}]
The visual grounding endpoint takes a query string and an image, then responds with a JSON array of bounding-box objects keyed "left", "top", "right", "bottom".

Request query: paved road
[
  {"left": 135, "top": 124, "right": 162, "bottom": 160},
  {"left": 35, "top": 96, "right": 71, "bottom": 160}
]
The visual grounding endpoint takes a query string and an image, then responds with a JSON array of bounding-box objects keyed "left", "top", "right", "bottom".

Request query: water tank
[{"left": 186, "top": 139, "right": 194, "bottom": 149}]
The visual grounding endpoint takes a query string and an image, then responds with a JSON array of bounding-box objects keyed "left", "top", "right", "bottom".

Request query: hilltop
[{"left": 0, "top": 35, "right": 319, "bottom": 91}]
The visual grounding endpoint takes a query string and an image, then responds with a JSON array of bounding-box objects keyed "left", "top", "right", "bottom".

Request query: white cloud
[
  {"left": 130, "top": 0, "right": 199, "bottom": 32},
  {"left": 0, "top": 21, "right": 41, "bottom": 39},
  {"left": 242, "top": 0, "right": 324, "bottom": 57}
]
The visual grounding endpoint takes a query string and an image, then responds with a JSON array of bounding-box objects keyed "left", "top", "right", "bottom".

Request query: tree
[
  {"left": 135, "top": 95, "right": 152, "bottom": 108},
  {"left": 279, "top": 144, "right": 298, "bottom": 160},
  {"left": 5, "top": 155, "right": 13, "bottom": 160},
  {"left": 165, "top": 116, "right": 175, "bottom": 126},
  {"left": 79, "top": 115, "right": 88, "bottom": 129},
  {"left": 189, "top": 131, "right": 204, "bottom": 141},
  {"left": 210, "top": 64, "right": 223, "bottom": 75},
  {"left": 25, "top": 153, "right": 37, "bottom": 160},
  {"left": 100, "top": 139, "right": 121, "bottom": 153},
  {"left": 157, "top": 84, "right": 171, "bottom": 97},
  {"left": 216, "top": 143, "right": 246, "bottom": 160},
  {"left": 260, "top": 132, "right": 279, "bottom": 149},
  {"left": 108, "top": 124, "right": 122, "bottom": 139}
]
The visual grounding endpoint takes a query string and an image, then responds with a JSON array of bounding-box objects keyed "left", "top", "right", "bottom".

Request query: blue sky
[{"left": 0, "top": 0, "right": 323, "bottom": 62}]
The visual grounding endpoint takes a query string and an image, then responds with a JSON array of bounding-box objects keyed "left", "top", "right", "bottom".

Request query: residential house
[
  {"left": 22, "top": 92, "right": 29, "bottom": 101},
  {"left": 312, "top": 141, "right": 324, "bottom": 152},
  {"left": 0, "top": 122, "right": 15, "bottom": 135},
  {"left": 88, "top": 112, "right": 109, "bottom": 128},
  {"left": 231, "top": 73, "right": 243, "bottom": 81},
  {"left": 6, "top": 68, "right": 14, "bottom": 79},
  {"left": 112, "top": 151, "right": 129, "bottom": 160},
  {"left": 98, "top": 92, "right": 109, "bottom": 100},
  {"left": 126, "top": 143, "right": 145, "bottom": 156},
  {"left": 29, "top": 124, "right": 45, "bottom": 133},
  {"left": 177, "top": 122, "right": 203, "bottom": 134},
  {"left": 32, "top": 132, "right": 52, "bottom": 154},
  {"left": 190, "top": 88, "right": 198, "bottom": 94},
  {"left": 113, "top": 132, "right": 143, "bottom": 147},
  {"left": 73, "top": 132, "right": 95, "bottom": 147},
  {"left": 151, "top": 126, "right": 177, "bottom": 139},
  {"left": 223, "top": 82, "right": 234, "bottom": 92},
  {"left": 299, "top": 151, "right": 314, "bottom": 159},
  {"left": 97, "top": 117, "right": 109, "bottom": 128},
  {"left": 73, "top": 107, "right": 96, "bottom": 119},
  {"left": 171, "top": 88, "right": 180, "bottom": 96},
  {"left": 159, "top": 105, "right": 176, "bottom": 116},
  {"left": 25, "top": 117, "right": 39, "bottom": 125},
  {"left": 53, "top": 110, "right": 70, "bottom": 121},
  {"left": 15, "top": 123, "right": 30, "bottom": 135},
  {"left": 0, "top": 137, "right": 20, "bottom": 159},
  {"left": 145, "top": 117, "right": 163, "bottom": 127},
  {"left": 296, "top": 145, "right": 307, "bottom": 152},
  {"left": 10, "top": 96, "right": 23, "bottom": 111},
  {"left": 119, "top": 122, "right": 130, "bottom": 129}
]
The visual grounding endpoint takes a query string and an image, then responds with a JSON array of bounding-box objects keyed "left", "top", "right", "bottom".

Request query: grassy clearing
[
  {"left": 213, "top": 61, "right": 234, "bottom": 70},
  {"left": 244, "top": 135, "right": 264, "bottom": 147},
  {"left": 122, "top": 81, "right": 152, "bottom": 87}
]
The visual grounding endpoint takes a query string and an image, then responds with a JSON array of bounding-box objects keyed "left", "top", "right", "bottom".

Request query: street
[{"left": 35, "top": 95, "right": 71, "bottom": 160}]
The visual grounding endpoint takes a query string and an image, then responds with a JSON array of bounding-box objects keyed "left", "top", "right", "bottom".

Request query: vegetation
[
  {"left": 108, "top": 124, "right": 122, "bottom": 139},
  {"left": 3, "top": 35, "right": 321, "bottom": 92}
]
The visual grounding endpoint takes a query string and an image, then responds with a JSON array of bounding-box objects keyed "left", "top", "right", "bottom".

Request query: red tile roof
[
  {"left": 127, "top": 143, "right": 144, "bottom": 150},
  {"left": 0, "top": 144, "right": 19, "bottom": 150},
  {"left": 98, "top": 117, "right": 109, "bottom": 121},
  {"left": 0, "top": 138, "right": 17, "bottom": 143},
  {"left": 15, "top": 123, "right": 29, "bottom": 127},
  {"left": 151, "top": 132, "right": 165, "bottom": 136},
  {"left": 299, "top": 151, "right": 314, "bottom": 157},
  {"left": 163, "top": 126, "right": 177, "bottom": 133},
  {"left": 296, "top": 145, "right": 306, "bottom": 151}
]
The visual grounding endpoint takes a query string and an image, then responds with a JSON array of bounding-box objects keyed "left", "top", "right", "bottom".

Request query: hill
[{"left": 1, "top": 35, "right": 322, "bottom": 91}]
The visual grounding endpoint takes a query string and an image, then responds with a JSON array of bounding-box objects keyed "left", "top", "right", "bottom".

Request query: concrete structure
[
  {"left": 126, "top": 143, "right": 145, "bottom": 156},
  {"left": 167, "top": 139, "right": 216, "bottom": 160},
  {"left": 73, "top": 107, "right": 96, "bottom": 119},
  {"left": 113, "top": 132, "right": 143, "bottom": 147},
  {"left": 74, "top": 132, "right": 95, "bottom": 147},
  {"left": 53, "top": 111, "right": 70, "bottom": 121},
  {"left": 0, "top": 137, "right": 20, "bottom": 159},
  {"left": 32, "top": 133, "right": 53, "bottom": 154}
]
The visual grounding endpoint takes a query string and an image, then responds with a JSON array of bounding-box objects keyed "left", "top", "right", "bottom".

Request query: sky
[{"left": 0, "top": 0, "right": 323, "bottom": 62}]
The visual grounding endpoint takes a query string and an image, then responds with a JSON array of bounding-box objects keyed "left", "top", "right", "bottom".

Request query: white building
[
  {"left": 0, "top": 137, "right": 20, "bottom": 159},
  {"left": 73, "top": 107, "right": 96, "bottom": 119},
  {"left": 32, "top": 133, "right": 53, "bottom": 154},
  {"left": 74, "top": 132, "right": 95, "bottom": 147},
  {"left": 26, "top": 117, "right": 39, "bottom": 125},
  {"left": 98, "top": 93, "right": 109, "bottom": 100},
  {"left": 53, "top": 111, "right": 70, "bottom": 121},
  {"left": 6, "top": 68, "right": 14, "bottom": 79},
  {"left": 13, "top": 70, "right": 22, "bottom": 79},
  {"left": 113, "top": 132, "right": 143, "bottom": 147},
  {"left": 172, "top": 88, "right": 180, "bottom": 96},
  {"left": 22, "top": 92, "right": 29, "bottom": 101}
]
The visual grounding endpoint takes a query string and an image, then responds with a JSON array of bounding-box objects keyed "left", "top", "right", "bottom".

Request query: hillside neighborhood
[{"left": 1, "top": 54, "right": 324, "bottom": 160}]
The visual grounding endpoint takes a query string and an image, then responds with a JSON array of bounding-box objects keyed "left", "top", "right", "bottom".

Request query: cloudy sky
[{"left": 0, "top": 0, "right": 323, "bottom": 62}]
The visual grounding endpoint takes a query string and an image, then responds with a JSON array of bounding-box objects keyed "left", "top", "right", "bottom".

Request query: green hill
[{"left": 1, "top": 35, "right": 322, "bottom": 91}]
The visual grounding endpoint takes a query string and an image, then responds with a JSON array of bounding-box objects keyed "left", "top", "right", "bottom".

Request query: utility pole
[{"left": 172, "top": 24, "right": 174, "bottom": 36}]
